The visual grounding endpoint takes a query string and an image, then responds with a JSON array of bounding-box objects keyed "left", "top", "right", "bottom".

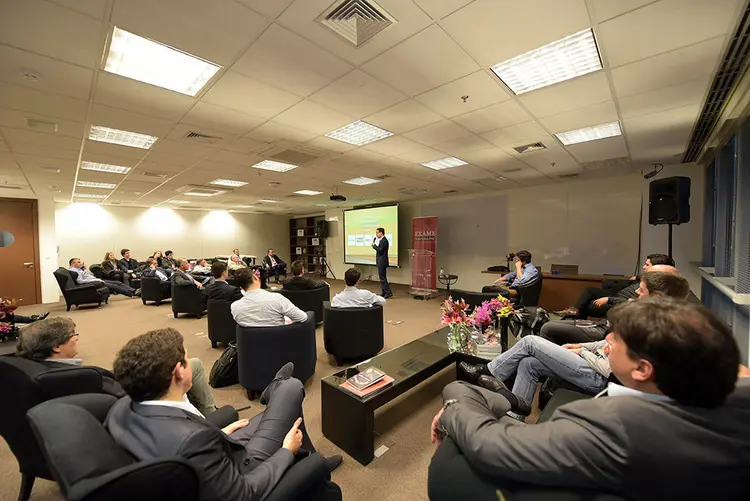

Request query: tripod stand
[{"left": 320, "top": 256, "right": 336, "bottom": 280}]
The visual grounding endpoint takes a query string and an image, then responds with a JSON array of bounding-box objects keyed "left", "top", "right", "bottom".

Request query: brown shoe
[{"left": 553, "top": 307, "right": 578, "bottom": 317}]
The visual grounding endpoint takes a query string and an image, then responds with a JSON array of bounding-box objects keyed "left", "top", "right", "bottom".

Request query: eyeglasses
[{"left": 65, "top": 331, "right": 80, "bottom": 341}]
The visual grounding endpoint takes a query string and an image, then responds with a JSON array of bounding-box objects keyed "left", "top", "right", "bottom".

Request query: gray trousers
[{"left": 187, "top": 358, "right": 217, "bottom": 415}]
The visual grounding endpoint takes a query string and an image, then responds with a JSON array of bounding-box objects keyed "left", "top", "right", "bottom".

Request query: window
[{"left": 714, "top": 136, "right": 737, "bottom": 278}]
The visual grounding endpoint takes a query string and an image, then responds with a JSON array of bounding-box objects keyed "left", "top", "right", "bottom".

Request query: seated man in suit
[
  {"left": 106, "top": 329, "right": 342, "bottom": 501},
  {"left": 482, "top": 250, "right": 538, "bottom": 298},
  {"left": 283, "top": 260, "right": 327, "bottom": 291},
  {"left": 540, "top": 264, "right": 680, "bottom": 345},
  {"left": 231, "top": 269, "right": 307, "bottom": 327},
  {"left": 118, "top": 248, "right": 141, "bottom": 283},
  {"left": 142, "top": 258, "right": 171, "bottom": 295},
  {"left": 68, "top": 257, "right": 140, "bottom": 297},
  {"left": 206, "top": 261, "right": 243, "bottom": 302},
  {"left": 15, "top": 317, "right": 218, "bottom": 414},
  {"left": 172, "top": 258, "right": 211, "bottom": 300},
  {"left": 429, "top": 297, "right": 750, "bottom": 501},
  {"left": 331, "top": 268, "right": 386, "bottom": 308},
  {"left": 263, "top": 248, "right": 287, "bottom": 284},
  {"left": 460, "top": 272, "right": 691, "bottom": 418},
  {"left": 554, "top": 253, "right": 675, "bottom": 318}
]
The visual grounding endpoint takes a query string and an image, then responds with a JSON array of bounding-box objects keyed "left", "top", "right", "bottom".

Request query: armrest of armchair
[{"left": 265, "top": 452, "right": 330, "bottom": 501}]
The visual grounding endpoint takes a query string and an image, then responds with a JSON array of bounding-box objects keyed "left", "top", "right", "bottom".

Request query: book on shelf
[
  {"left": 297, "top": 229, "right": 304, "bottom": 237},
  {"left": 296, "top": 247, "right": 302, "bottom": 254}
]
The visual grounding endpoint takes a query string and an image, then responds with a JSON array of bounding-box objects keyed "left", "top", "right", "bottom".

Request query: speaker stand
[{"left": 667, "top": 223, "right": 674, "bottom": 259}]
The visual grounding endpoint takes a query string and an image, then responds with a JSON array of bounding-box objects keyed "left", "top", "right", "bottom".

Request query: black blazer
[
  {"left": 118, "top": 258, "right": 140, "bottom": 273},
  {"left": 207, "top": 280, "right": 243, "bottom": 302},
  {"left": 372, "top": 237, "right": 389, "bottom": 267},
  {"left": 282, "top": 276, "right": 325, "bottom": 291},
  {"left": 263, "top": 255, "right": 286, "bottom": 268},
  {"left": 101, "top": 261, "right": 122, "bottom": 278}
]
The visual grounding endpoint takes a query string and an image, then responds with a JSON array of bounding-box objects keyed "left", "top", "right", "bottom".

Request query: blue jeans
[{"left": 486, "top": 336, "right": 607, "bottom": 404}]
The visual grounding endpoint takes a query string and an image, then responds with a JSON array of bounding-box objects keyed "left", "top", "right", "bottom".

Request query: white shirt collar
[
  {"left": 48, "top": 358, "right": 83, "bottom": 366},
  {"left": 604, "top": 382, "right": 673, "bottom": 402},
  {"left": 139, "top": 394, "right": 204, "bottom": 418}
]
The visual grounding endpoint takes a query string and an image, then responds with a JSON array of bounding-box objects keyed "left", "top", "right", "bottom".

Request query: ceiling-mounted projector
[{"left": 330, "top": 194, "right": 347, "bottom": 202}]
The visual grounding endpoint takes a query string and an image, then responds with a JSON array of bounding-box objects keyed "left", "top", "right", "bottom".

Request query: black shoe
[
  {"left": 478, "top": 375, "right": 531, "bottom": 416},
  {"left": 30, "top": 312, "right": 50, "bottom": 322},
  {"left": 458, "top": 362, "right": 492, "bottom": 383},
  {"left": 323, "top": 454, "right": 343, "bottom": 473},
  {"left": 383, "top": 293, "right": 393, "bottom": 299},
  {"left": 259, "top": 362, "right": 295, "bottom": 405},
  {"left": 134, "top": 289, "right": 142, "bottom": 297}
]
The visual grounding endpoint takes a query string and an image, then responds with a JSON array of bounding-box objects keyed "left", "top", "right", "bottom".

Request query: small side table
[{"left": 438, "top": 274, "right": 459, "bottom": 298}]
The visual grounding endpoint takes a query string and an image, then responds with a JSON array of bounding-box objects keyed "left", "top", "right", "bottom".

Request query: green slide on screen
[{"left": 344, "top": 205, "right": 398, "bottom": 266}]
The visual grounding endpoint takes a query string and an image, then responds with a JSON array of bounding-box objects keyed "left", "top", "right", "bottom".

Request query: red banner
[{"left": 412, "top": 216, "right": 438, "bottom": 290}]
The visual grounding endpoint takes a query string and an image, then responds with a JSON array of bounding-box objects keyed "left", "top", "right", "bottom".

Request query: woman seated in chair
[{"left": 102, "top": 251, "right": 128, "bottom": 286}]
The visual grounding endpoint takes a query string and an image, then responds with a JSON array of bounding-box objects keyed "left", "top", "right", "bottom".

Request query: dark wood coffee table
[{"left": 321, "top": 326, "right": 495, "bottom": 465}]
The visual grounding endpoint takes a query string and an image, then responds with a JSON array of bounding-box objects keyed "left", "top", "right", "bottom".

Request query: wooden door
[{"left": 0, "top": 198, "right": 41, "bottom": 305}]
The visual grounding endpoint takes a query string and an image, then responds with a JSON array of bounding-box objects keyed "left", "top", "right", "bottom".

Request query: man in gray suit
[
  {"left": 106, "top": 328, "right": 342, "bottom": 501},
  {"left": 429, "top": 298, "right": 750, "bottom": 501}
]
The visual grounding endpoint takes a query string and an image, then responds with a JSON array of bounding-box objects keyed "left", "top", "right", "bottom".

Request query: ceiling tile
[
  {"left": 361, "top": 24, "right": 479, "bottom": 96},
  {"left": 1, "top": 127, "right": 81, "bottom": 153},
  {"left": 0, "top": 0, "right": 102, "bottom": 68},
  {"left": 624, "top": 103, "right": 699, "bottom": 163},
  {"left": 395, "top": 147, "right": 446, "bottom": 164},
  {"left": 453, "top": 100, "right": 533, "bottom": 134},
  {"left": 94, "top": 73, "right": 195, "bottom": 121},
  {"left": 306, "top": 136, "right": 358, "bottom": 153},
  {"left": 0, "top": 108, "right": 84, "bottom": 140},
  {"left": 90, "top": 104, "right": 176, "bottom": 138},
  {"left": 619, "top": 78, "right": 709, "bottom": 119},
  {"left": 165, "top": 123, "right": 239, "bottom": 148},
  {"left": 151, "top": 138, "right": 220, "bottom": 159},
  {"left": 221, "top": 136, "right": 269, "bottom": 155},
  {"left": 361, "top": 135, "right": 424, "bottom": 156},
  {"left": 182, "top": 102, "right": 265, "bottom": 136},
  {"left": 404, "top": 120, "right": 472, "bottom": 146},
  {"left": 415, "top": 71, "right": 511, "bottom": 117},
  {"left": 566, "top": 136, "right": 629, "bottom": 163},
  {"left": 207, "top": 149, "right": 256, "bottom": 166},
  {"left": 364, "top": 99, "right": 443, "bottom": 134},
  {"left": 246, "top": 121, "right": 317, "bottom": 143},
  {"left": 232, "top": 24, "right": 352, "bottom": 97},
  {"left": 273, "top": 100, "right": 353, "bottom": 135},
  {"left": 441, "top": 0, "right": 590, "bottom": 66},
  {"left": 518, "top": 143, "right": 581, "bottom": 173},
  {"left": 112, "top": 0, "right": 269, "bottom": 66},
  {"left": 598, "top": 0, "right": 741, "bottom": 68},
  {"left": 202, "top": 71, "right": 302, "bottom": 120},
  {"left": 434, "top": 134, "right": 494, "bottom": 157},
  {"left": 234, "top": 0, "right": 295, "bottom": 19},
  {"left": 47, "top": 0, "right": 108, "bottom": 19},
  {"left": 84, "top": 139, "right": 150, "bottom": 160},
  {"left": 277, "top": 0, "right": 433, "bottom": 66},
  {"left": 518, "top": 71, "right": 612, "bottom": 118},
  {"left": 586, "top": 0, "right": 657, "bottom": 22},
  {"left": 143, "top": 151, "right": 199, "bottom": 168},
  {"left": 412, "top": 0, "right": 473, "bottom": 20},
  {"left": 539, "top": 101, "right": 619, "bottom": 133},
  {"left": 310, "top": 69, "right": 406, "bottom": 117},
  {"left": 441, "top": 164, "right": 495, "bottom": 181},
  {"left": 0, "top": 82, "right": 88, "bottom": 122},
  {"left": 611, "top": 36, "right": 725, "bottom": 98},
  {"left": 481, "top": 121, "right": 550, "bottom": 149}
]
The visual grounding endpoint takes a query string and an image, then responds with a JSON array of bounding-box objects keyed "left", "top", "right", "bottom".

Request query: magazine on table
[{"left": 339, "top": 367, "right": 393, "bottom": 397}]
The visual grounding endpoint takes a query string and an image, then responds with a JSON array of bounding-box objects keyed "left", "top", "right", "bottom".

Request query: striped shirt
[{"left": 231, "top": 288, "right": 307, "bottom": 327}]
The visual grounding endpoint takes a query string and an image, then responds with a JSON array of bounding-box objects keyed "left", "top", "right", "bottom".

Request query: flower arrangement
[
  {"left": 0, "top": 297, "right": 18, "bottom": 316},
  {"left": 470, "top": 295, "right": 513, "bottom": 329},
  {"left": 441, "top": 297, "right": 470, "bottom": 325},
  {"left": 0, "top": 297, "right": 20, "bottom": 343},
  {"left": 441, "top": 297, "right": 473, "bottom": 354}
]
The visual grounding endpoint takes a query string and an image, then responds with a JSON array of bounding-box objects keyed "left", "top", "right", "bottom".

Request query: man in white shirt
[
  {"left": 231, "top": 269, "right": 308, "bottom": 327},
  {"left": 68, "top": 257, "right": 140, "bottom": 297},
  {"left": 331, "top": 268, "right": 386, "bottom": 308}
]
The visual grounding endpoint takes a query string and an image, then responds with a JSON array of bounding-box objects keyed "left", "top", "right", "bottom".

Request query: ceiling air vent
[
  {"left": 502, "top": 167, "right": 523, "bottom": 173},
  {"left": 559, "top": 173, "right": 580, "bottom": 179},
  {"left": 513, "top": 142, "right": 546, "bottom": 154},
  {"left": 270, "top": 148, "right": 323, "bottom": 165},
  {"left": 683, "top": 2, "right": 750, "bottom": 162},
  {"left": 0, "top": 184, "right": 23, "bottom": 190},
  {"left": 26, "top": 117, "right": 58, "bottom": 133},
  {"left": 375, "top": 174, "right": 392, "bottom": 180},
  {"left": 183, "top": 131, "right": 222, "bottom": 144},
  {"left": 316, "top": 0, "right": 396, "bottom": 48},
  {"left": 399, "top": 187, "right": 427, "bottom": 196},
  {"left": 141, "top": 172, "right": 169, "bottom": 179},
  {"left": 443, "top": 189, "right": 458, "bottom": 194}
]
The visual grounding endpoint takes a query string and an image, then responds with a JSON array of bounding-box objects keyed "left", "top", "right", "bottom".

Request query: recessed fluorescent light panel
[
  {"left": 168, "top": 200, "right": 189, "bottom": 204},
  {"left": 81, "top": 161, "right": 131, "bottom": 174},
  {"left": 343, "top": 177, "right": 380, "bottom": 186},
  {"left": 555, "top": 121, "right": 622, "bottom": 146},
  {"left": 105, "top": 27, "right": 221, "bottom": 96},
  {"left": 210, "top": 178, "right": 247, "bottom": 187},
  {"left": 233, "top": 205, "right": 255, "bottom": 209},
  {"left": 325, "top": 121, "right": 393, "bottom": 146},
  {"left": 294, "top": 190, "right": 323, "bottom": 196},
  {"left": 77, "top": 181, "right": 117, "bottom": 189},
  {"left": 491, "top": 29, "right": 602, "bottom": 95},
  {"left": 184, "top": 191, "right": 225, "bottom": 197},
  {"left": 89, "top": 125, "right": 157, "bottom": 149},
  {"left": 252, "top": 160, "right": 298, "bottom": 173},
  {"left": 258, "top": 199, "right": 280, "bottom": 203},
  {"left": 73, "top": 193, "right": 106, "bottom": 199},
  {"left": 421, "top": 157, "right": 467, "bottom": 170}
]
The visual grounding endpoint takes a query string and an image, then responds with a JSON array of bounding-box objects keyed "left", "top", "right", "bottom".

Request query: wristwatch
[{"left": 437, "top": 399, "right": 459, "bottom": 437}]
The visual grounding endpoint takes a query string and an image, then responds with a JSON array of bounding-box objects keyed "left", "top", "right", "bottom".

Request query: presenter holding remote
[{"left": 372, "top": 227, "right": 392, "bottom": 299}]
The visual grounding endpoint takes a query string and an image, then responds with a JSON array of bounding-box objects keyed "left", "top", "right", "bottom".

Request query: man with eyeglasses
[{"left": 15, "top": 317, "right": 218, "bottom": 415}]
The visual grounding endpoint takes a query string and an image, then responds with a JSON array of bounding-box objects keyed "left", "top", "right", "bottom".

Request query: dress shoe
[
  {"left": 553, "top": 307, "right": 578, "bottom": 317},
  {"left": 458, "top": 362, "right": 492, "bottom": 383},
  {"left": 478, "top": 375, "right": 531, "bottom": 416},
  {"left": 259, "top": 362, "right": 295, "bottom": 405},
  {"left": 30, "top": 312, "right": 50, "bottom": 322},
  {"left": 383, "top": 293, "right": 393, "bottom": 299},
  {"left": 323, "top": 454, "right": 343, "bottom": 473}
]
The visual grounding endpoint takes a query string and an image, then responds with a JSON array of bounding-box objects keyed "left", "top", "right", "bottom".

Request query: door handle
[{"left": 24, "top": 262, "right": 34, "bottom": 268}]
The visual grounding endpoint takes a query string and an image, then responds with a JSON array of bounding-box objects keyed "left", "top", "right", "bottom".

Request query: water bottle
[{"left": 439, "top": 268, "right": 444, "bottom": 277}]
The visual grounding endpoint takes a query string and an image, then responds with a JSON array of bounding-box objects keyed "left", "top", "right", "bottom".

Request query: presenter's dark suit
[
  {"left": 207, "top": 279, "right": 243, "bottom": 302},
  {"left": 372, "top": 237, "right": 392, "bottom": 297}
]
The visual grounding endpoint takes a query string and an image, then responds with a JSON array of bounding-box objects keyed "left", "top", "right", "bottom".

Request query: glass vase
[{"left": 447, "top": 323, "right": 474, "bottom": 354}]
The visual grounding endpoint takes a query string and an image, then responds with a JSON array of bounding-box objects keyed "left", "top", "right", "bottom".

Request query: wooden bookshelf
[{"left": 289, "top": 215, "right": 327, "bottom": 276}]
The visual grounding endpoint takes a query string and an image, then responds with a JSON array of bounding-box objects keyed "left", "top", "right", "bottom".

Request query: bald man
[{"left": 539, "top": 265, "right": 685, "bottom": 345}]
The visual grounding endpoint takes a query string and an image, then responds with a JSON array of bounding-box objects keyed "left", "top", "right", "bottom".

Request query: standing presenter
[{"left": 372, "top": 227, "right": 393, "bottom": 299}]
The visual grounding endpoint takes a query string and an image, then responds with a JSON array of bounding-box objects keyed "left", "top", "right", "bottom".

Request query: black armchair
[
  {"left": 450, "top": 289, "right": 500, "bottom": 312},
  {"left": 515, "top": 274, "right": 543, "bottom": 307},
  {"left": 207, "top": 300, "right": 236, "bottom": 348},
  {"left": 236, "top": 312, "right": 316, "bottom": 400},
  {"left": 140, "top": 276, "right": 171, "bottom": 305},
  {"left": 171, "top": 283, "right": 206, "bottom": 318},
  {"left": 0, "top": 355, "right": 109, "bottom": 501},
  {"left": 54, "top": 268, "right": 109, "bottom": 311},
  {"left": 279, "top": 285, "right": 330, "bottom": 324},
  {"left": 323, "top": 302, "right": 384, "bottom": 366},
  {"left": 601, "top": 277, "right": 637, "bottom": 296}
]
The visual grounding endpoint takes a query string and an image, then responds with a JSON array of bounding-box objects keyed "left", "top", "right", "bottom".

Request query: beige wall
[
  {"left": 324, "top": 167, "right": 705, "bottom": 294},
  {"left": 54, "top": 203, "right": 289, "bottom": 272}
]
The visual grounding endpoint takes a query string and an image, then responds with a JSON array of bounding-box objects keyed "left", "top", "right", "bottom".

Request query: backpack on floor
[
  {"left": 209, "top": 342, "right": 238, "bottom": 388},
  {"left": 509, "top": 306, "right": 550, "bottom": 338}
]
